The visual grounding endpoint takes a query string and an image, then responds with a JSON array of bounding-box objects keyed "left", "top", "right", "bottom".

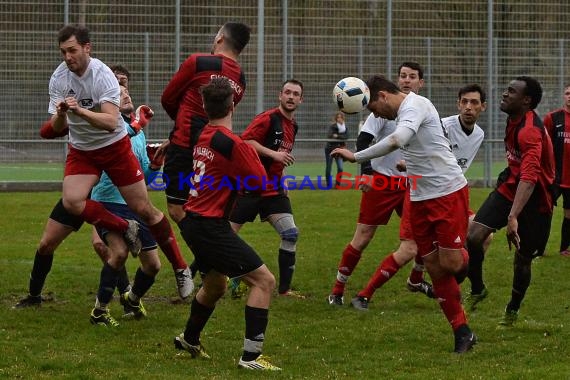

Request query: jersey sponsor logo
[
  {"left": 279, "top": 140, "right": 294, "bottom": 151},
  {"left": 454, "top": 236, "right": 462, "bottom": 244},
  {"left": 457, "top": 158, "right": 468, "bottom": 168},
  {"left": 79, "top": 99, "right": 94, "bottom": 108},
  {"left": 136, "top": 169, "right": 142, "bottom": 176}
]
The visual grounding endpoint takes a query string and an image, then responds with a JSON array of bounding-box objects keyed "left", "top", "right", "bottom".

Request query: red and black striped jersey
[
  {"left": 161, "top": 53, "right": 246, "bottom": 148},
  {"left": 183, "top": 125, "right": 265, "bottom": 218},
  {"left": 240, "top": 107, "right": 298, "bottom": 196},
  {"left": 497, "top": 110, "right": 554, "bottom": 214},
  {"left": 543, "top": 108, "right": 570, "bottom": 188}
]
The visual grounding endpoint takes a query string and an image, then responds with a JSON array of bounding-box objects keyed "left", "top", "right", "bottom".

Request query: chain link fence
[{"left": 2, "top": 0, "right": 570, "bottom": 185}]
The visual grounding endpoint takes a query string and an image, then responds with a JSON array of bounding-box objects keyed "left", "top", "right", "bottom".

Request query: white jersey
[
  {"left": 360, "top": 113, "right": 402, "bottom": 177},
  {"left": 397, "top": 92, "right": 467, "bottom": 201},
  {"left": 443, "top": 115, "right": 484, "bottom": 173},
  {"left": 48, "top": 58, "right": 125, "bottom": 150}
]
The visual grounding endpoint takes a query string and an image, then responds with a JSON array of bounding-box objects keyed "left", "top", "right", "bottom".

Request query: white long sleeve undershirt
[{"left": 353, "top": 126, "right": 415, "bottom": 162}]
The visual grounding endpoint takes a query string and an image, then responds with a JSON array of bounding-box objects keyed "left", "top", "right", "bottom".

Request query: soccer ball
[{"left": 332, "top": 77, "right": 370, "bottom": 114}]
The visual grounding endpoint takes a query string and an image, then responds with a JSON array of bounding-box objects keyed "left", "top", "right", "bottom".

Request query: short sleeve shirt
[{"left": 48, "top": 58, "right": 125, "bottom": 150}]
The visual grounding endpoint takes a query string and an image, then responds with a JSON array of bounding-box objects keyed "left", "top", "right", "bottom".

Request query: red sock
[
  {"left": 148, "top": 215, "right": 187, "bottom": 270},
  {"left": 408, "top": 254, "right": 425, "bottom": 284},
  {"left": 80, "top": 199, "right": 129, "bottom": 232},
  {"left": 358, "top": 253, "right": 400, "bottom": 299},
  {"left": 432, "top": 275, "right": 467, "bottom": 331},
  {"left": 331, "top": 244, "right": 362, "bottom": 295}
]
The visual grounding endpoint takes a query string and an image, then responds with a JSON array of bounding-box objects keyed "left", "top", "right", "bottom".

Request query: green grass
[
  {"left": 0, "top": 163, "right": 64, "bottom": 181},
  {"left": 1, "top": 190, "right": 570, "bottom": 379}
]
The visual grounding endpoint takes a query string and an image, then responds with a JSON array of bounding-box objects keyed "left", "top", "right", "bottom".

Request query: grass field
[{"left": 2, "top": 189, "right": 570, "bottom": 379}]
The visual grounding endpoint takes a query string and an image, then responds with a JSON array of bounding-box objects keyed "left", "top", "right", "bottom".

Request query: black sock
[
  {"left": 242, "top": 305, "right": 269, "bottom": 361},
  {"left": 131, "top": 267, "right": 155, "bottom": 300},
  {"left": 561, "top": 217, "right": 570, "bottom": 252},
  {"left": 507, "top": 255, "right": 532, "bottom": 311},
  {"left": 189, "top": 260, "right": 198, "bottom": 278},
  {"left": 116, "top": 266, "right": 130, "bottom": 294},
  {"left": 466, "top": 238, "right": 485, "bottom": 294},
  {"left": 184, "top": 298, "right": 215, "bottom": 345},
  {"left": 453, "top": 323, "right": 471, "bottom": 335},
  {"left": 278, "top": 248, "right": 296, "bottom": 293},
  {"left": 29, "top": 251, "right": 54, "bottom": 297},
  {"left": 97, "top": 262, "right": 120, "bottom": 306}
]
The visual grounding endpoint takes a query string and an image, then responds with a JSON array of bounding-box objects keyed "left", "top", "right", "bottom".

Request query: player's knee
[
  {"left": 352, "top": 235, "right": 372, "bottom": 251},
  {"left": 514, "top": 251, "right": 533, "bottom": 266},
  {"left": 360, "top": 228, "right": 376, "bottom": 242},
  {"left": 395, "top": 241, "right": 417, "bottom": 262},
  {"left": 280, "top": 227, "right": 299, "bottom": 243},
  {"left": 142, "top": 259, "right": 161, "bottom": 276},
  {"left": 61, "top": 198, "right": 82, "bottom": 216},
  {"left": 92, "top": 241, "right": 109, "bottom": 262},
  {"left": 167, "top": 204, "right": 185, "bottom": 224},
  {"left": 130, "top": 201, "right": 154, "bottom": 221},
  {"left": 210, "top": 283, "right": 227, "bottom": 300},
  {"left": 38, "top": 237, "right": 60, "bottom": 255},
  {"left": 455, "top": 265, "right": 469, "bottom": 284},
  {"left": 466, "top": 227, "right": 489, "bottom": 253},
  {"left": 260, "top": 271, "right": 276, "bottom": 293},
  {"left": 280, "top": 227, "right": 299, "bottom": 252},
  {"left": 246, "top": 267, "right": 276, "bottom": 293},
  {"left": 252, "top": 269, "right": 276, "bottom": 294}
]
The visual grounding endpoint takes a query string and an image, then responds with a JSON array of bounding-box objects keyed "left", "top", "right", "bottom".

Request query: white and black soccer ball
[{"left": 332, "top": 77, "right": 370, "bottom": 114}]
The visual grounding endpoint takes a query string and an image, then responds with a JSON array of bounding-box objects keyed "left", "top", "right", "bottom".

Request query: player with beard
[
  {"left": 465, "top": 76, "right": 554, "bottom": 326},
  {"left": 229, "top": 79, "right": 304, "bottom": 298},
  {"left": 333, "top": 75, "right": 476, "bottom": 353},
  {"left": 174, "top": 77, "right": 280, "bottom": 370}
]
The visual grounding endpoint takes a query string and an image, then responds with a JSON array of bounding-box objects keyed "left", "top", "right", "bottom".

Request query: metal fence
[{"left": 2, "top": 0, "right": 570, "bottom": 185}]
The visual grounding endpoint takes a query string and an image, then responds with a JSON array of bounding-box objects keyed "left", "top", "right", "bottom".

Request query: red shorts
[
  {"left": 357, "top": 173, "right": 406, "bottom": 226},
  {"left": 399, "top": 188, "right": 414, "bottom": 241},
  {"left": 65, "top": 136, "right": 144, "bottom": 187},
  {"left": 411, "top": 186, "right": 470, "bottom": 257}
]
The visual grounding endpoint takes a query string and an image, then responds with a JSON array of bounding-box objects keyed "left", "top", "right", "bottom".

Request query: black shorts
[
  {"left": 49, "top": 198, "right": 84, "bottom": 231},
  {"left": 178, "top": 214, "right": 264, "bottom": 278},
  {"left": 95, "top": 202, "right": 157, "bottom": 252},
  {"left": 474, "top": 190, "right": 552, "bottom": 258},
  {"left": 163, "top": 143, "right": 194, "bottom": 205},
  {"left": 553, "top": 186, "right": 570, "bottom": 209},
  {"left": 229, "top": 193, "right": 293, "bottom": 224}
]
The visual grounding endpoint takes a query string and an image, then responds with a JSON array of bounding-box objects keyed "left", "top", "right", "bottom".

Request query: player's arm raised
[{"left": 51, "top": 100, "right": 69, "bottom": 133}]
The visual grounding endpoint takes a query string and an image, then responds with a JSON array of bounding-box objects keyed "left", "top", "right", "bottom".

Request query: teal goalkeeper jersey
[{"left": 91, "top": 123, "right": 154, "bottom": 205}]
